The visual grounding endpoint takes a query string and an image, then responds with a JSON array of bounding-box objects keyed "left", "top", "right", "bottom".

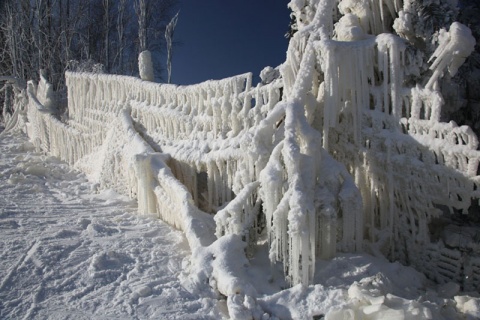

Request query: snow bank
[
  {"left": 0, "top": 133, "right": 222, "bottom": 318},
  {"left": 326, "top": 276, "right": 436, "bottom": 319},
  {"left": 323, "top": 274, "right": 480, "bottom": 320}
]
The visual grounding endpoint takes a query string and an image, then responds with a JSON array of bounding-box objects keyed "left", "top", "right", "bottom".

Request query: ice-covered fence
[
  {"left": 313, "top": 30, "right": 480, "bottom": 288},
  {"left": 128, "top": 79, "right": 283, "bottom": 213},
  {"left": 64, "top": 71, "right": 283, "bottom": 214},
  {"left": 27, "top": 77, "right": 216, "bottom": 249},
  {"left": 427, "top": 242, "right": 480, "bottom": 292},
  {"left": 65, "top": 70, "right": 282, "bottom": 145},
  {"left": 28, "top": 81, "right": 148, "bottom": 200},
  {"left": 33, "top": 70, "right": 286, "bottom": 247},
  {"left": 66, "top": 71, "right": 254, "bottom": 135},
  {"left": 26, "top": 83, "right": 104, "bottom": 165},
  {"left": 66, "top": 66, "right": 347, "bottom": 289},
  {"left": 24, "top": 71, "right": 270, "bottom": 317},
  {"left": 216, "top": 0, "right": 366, "bottom": 287}
]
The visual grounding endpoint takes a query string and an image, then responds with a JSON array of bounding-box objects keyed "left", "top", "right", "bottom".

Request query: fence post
[{"left": 134, "top": 153, "right": 157, "bottom": 214}]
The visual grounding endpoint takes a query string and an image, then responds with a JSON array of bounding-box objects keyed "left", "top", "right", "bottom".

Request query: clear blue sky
[{"left": 171, "top": 0, "right": 291, "bottom": 85}]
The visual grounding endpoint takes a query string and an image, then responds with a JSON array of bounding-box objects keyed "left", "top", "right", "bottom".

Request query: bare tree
[
  {"left": 0, "top": 0, "right": 179, "bottom": 116},
  {"left": 165, "top": 11, "right": 179, "bottom": 84},
  {"left": 103, "top": 0, "right": 111, "bottom": 70},
  {"left": 134, "top": 0, "right": 148, "bottom": 52},
  {"left": 114, "top": 0, "right": 129, "bottom": 72}
]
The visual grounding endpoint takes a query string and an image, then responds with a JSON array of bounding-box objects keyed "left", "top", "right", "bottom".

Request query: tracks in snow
[{"left": 0, "top": 132, "right": 220, "bottom": 319}]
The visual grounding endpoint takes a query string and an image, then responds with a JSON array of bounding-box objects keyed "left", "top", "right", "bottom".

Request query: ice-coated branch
[
  {"left": 426, "top": 22, "right": 476, "bottom": 90},
  {"left": 165, "top": 11, "right": 179, "bottom": 84}
]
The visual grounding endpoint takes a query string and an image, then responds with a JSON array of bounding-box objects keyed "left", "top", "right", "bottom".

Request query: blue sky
[{"left": 171, "top": 0, "right": 291, "bottom": 85}]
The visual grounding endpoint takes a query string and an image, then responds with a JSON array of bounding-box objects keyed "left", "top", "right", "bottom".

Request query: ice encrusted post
[
  {"left": 138, "top": 50, "right": 155, "bottom": 82},
  {"left": 135, "top": 154, "right": 158, "bottom": 215},
  {"left": 37, "top": 69, "right": 56, "bottom": 114}
]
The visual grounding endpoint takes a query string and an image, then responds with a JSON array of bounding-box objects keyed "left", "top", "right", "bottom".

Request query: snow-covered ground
[
  {"left": 1, "top": 130, "right": 479, "bottom": 319},
  {"left": 0, "top": 131, "right": 222, "bottom": 319}
]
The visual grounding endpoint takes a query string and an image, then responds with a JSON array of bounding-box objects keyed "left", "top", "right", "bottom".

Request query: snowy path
[{"left": 0, "top": 132, "right": 221, "bottom": 319}]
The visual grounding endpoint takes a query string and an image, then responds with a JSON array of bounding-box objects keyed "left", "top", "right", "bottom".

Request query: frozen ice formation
[
  {"left": 4, "top": 0, "right": 480, "bottom": 318},
  {"left": 426, "top": 22, "right": 476, "bottom": 89},
  {"left": 36, "top": 70, "right": 56, "bottom": 113},
  {"left": 138, "top": 50, "right": 155, "bottom": 82}
]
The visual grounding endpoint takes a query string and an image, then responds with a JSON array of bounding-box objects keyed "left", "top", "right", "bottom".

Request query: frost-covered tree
[{"left": 0, "top": 0, "right": 178, "bottom": 117}]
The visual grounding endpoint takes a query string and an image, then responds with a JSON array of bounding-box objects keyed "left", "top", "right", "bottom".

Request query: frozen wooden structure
[{"left": 4, "top": 0, "right": 479, "bottom": 308}]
